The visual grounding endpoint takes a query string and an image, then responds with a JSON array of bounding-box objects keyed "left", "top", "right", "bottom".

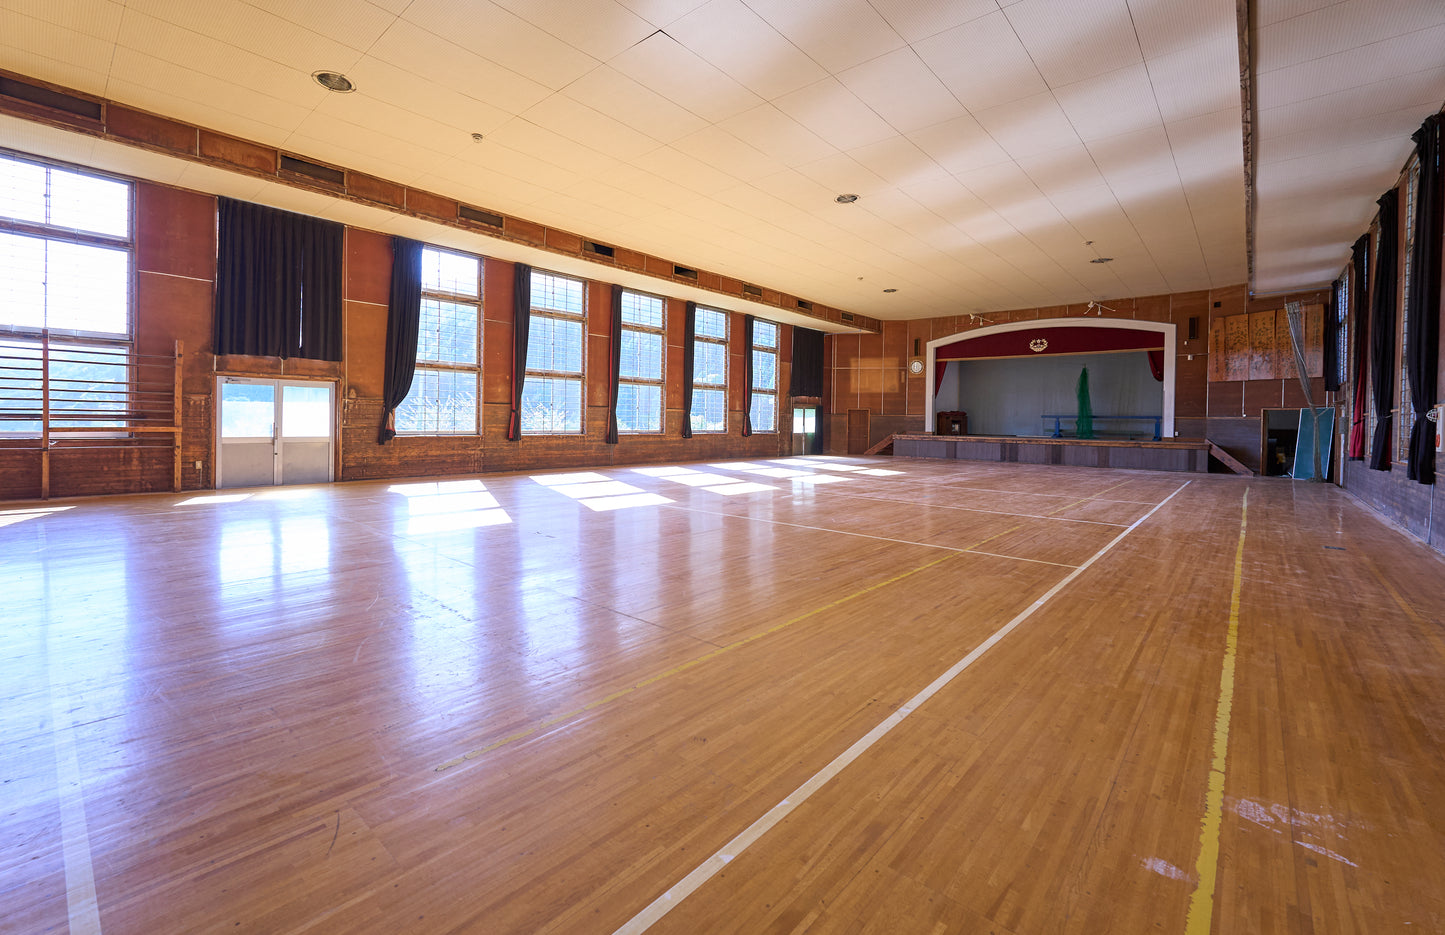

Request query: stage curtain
[
  {"left": 215, "top": 197, "right": 342, "bottom": 360},
  {"left": 1406, "top": 114, "right": 1442, "bottom": 484},
  {"left": 790, "top": 327, "right": 824, "bottom": 397},
  {"left": 1348, "top": 234, "right": 1371, "bottom": 459},
  {"left": 605, "top": 284, "right": 623, "bottom": 445},
  {"left": 1368, "top": 189, "right": 1399, "bottom": 471},
  {"left": 1147, "top": 350, "right": 1164, "bottom": 382},
  {"left": 506, "top": 263, "right": 532, "bottom": 441},
  {"left": 741, "top": 314, "right": 754, "bottom": 437},
  {"left": 934, "top": 360, "right": 950, "bottom": 395},
  {"left": 378, "top": 237, "right": 423, "bottom": 444},
  {"left": 681, "top": 302, "right": 696, "bottom": 439}
]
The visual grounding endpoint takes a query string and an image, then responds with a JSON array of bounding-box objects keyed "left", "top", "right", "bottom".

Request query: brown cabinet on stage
[{"left": 936, "top": 410, "right": 968, "bottom": 435}]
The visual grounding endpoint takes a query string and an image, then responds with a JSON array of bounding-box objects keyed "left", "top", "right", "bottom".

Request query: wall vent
[
  {"left": 458, "top": 204, "right": 504, "bottom": 228},
  {"left": 673, "top": 264, "right": 698, "bottom": 280},
  {"left": 0, "top": 76, "right": 101, "bottom": 121},
  {"left": 742, "top": 282, "right": 762, "bottom": 296},
  {"left": 279, "top": 154, "right": 344, "bottom": 187},
  {"left": 584, "top": 241, "right": 615, "bottom": 258},
  {"left": 840, "top": 312, "right": 855, "bottom": 323},
  {"left": 796, "top": 299, "right": 812, "bottom": 310}
]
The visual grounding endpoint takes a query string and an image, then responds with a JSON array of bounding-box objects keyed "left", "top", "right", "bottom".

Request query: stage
[{"left": 892, "top": 433, "right": 1212, "bottom": 473}]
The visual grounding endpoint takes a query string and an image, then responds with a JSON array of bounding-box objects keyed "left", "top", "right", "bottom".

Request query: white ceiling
[
  {"left": 0, "top": 0, "right": 1439, "bottom": 318},
  {"left": 1253, "top": 0, "right": 1445, "bottom": 295}
]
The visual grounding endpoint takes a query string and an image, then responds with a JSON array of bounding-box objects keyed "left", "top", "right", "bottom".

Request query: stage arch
[{"left": 925, "top": 318, "right": 1178, "bottom": 439}]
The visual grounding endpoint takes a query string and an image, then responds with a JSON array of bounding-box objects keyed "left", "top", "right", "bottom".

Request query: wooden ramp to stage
[{"left": 893, "top": 432, "right": 1214, "bottom": 473}]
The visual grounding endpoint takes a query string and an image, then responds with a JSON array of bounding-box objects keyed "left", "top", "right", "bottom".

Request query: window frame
[
  {"left": 395, "top": 245, "right": 484, "bottom": 436},
  {"left": 690, "top": 306, "right": 728, "bottom": 434},
  {"left": 750, "top": 319, "right": 779, "bottom": 434},
  {"left": 522, "top": 269, "right": 587, "bottom": 435},
  {"left": 617, "top": 288, "right": 665, "bottom": 434},
  {"left": 1398, "top": 157, "right": 1420, "bottom": 460},
  {"left": 0, "top": 151, "right": 135, "bottom": 438}
]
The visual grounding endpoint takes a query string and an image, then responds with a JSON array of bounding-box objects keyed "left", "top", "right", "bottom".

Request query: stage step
[
  {"left": 1207, "top": 441, "right": 1253, "bottom": 476},
  {"left": 864, "top": 434, "right": 895, "bottom": 456}
]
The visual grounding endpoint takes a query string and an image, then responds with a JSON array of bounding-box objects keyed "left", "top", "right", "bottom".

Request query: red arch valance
[{"left": 936, "top": 326, "right": 1163, "bottom": 361}]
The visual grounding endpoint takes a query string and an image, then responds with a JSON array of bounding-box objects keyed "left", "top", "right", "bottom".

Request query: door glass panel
[
  {"left": 804, "top": 408, "right": 816, "bottom": 433},
  {"left": 281, "top": 384, "right": 331, "bottom": 437},
  {"left": 220, "top": 383, "right": 275, "bottom": 438}
]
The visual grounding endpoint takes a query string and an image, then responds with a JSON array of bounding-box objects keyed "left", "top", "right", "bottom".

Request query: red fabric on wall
[
  {"left": 933, "top": 360, "right": 949, "bottom": 394},
  {"left": 1147, "top": 350, "right": 1164, "bottom": 381},
  {"left": 935, "top": 326, "right": 1163, "bottom": 361}
]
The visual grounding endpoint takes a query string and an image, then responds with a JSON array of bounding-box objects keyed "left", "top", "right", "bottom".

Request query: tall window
[
  {"left": 522, "top": 270, "right": 585, "bottom": 433},
  {"left": 690, "top": 307, "right": 727, "bottom": 433},
  {"left": 1399, "top": 158, "right": 1419, "bottom": 460},
  {"left": 750, "top": 320, "right": 778, "bottom": 432},
  {"left": 0, "top": 152, "right": 132, "bottom": 434},
  {"left": 618, "top": 290, "right": 664, "bottom": 433},
  {"left": 396, "top": 247, "right": 482, "bottom": 434}
]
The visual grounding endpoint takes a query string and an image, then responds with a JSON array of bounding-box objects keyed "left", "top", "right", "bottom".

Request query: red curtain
[{"left": 1147, "top": 350, "right": 1164, "bottom": 382}]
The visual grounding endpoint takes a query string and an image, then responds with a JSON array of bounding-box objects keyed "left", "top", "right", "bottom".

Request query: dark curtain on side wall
[
  {"left": 507, "top": 264, "right": 532, "bottom": 441},
  {"left": 681, "top": 302, "right": 696, "bottom": 439},
  {"left": 1406, "top": 113, "right": 1442, "bottom": 484},
  {"left": 1325, "top": 280, "right": 1342, "bottom": 392},
  {"left": 214, "top": 197, "right": 342, "bottom": 360},
  {"left": 1368, "top": 188, "right": 1399, "bottom": 471},
  {"left": 378, "top": 237, "right": 424, "bottom": 444},
  {"left": 789, "top": 327, "right": 824, "bottom": 397},
  {"left": 741, "top": 314, "right": 755, "bottom": 437},
  {"left": 605, "top": 285, "right": 623, "bottom": 445},
  {"left": 1348, "top": 234, "right": 1371, "bottom": 459}
]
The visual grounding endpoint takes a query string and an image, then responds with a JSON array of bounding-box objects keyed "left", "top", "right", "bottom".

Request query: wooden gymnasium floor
[{"left": 5, "top": 456, "right": 1445, "bottom": 934}]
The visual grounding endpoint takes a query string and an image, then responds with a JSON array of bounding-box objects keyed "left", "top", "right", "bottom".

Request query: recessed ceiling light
[
  {"left": 470, "top": 132, "right": 485, "bottom": 142},
  {"left": 883, "top": 288, "right": 897, "bottom": 293},
  {"left": 835, "top": 193, "right": 858, "bottom": 204},
  {"left": 312, "top": 71, "right": 355, "bottom": 93},
  {"left": 1090, "top": 257, "right": 1114, "bottom": 264}
]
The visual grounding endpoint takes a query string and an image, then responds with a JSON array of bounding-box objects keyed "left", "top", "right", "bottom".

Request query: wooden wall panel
[
  {"left": 1224, "top": 315, "right": 1250, "bottom": 381},
  {"left": 1248, "top": 311, "right": 1276, "bottom": 380},
  {"left": 1275, "top": 312, "right": 1298, "bottom": 381}
]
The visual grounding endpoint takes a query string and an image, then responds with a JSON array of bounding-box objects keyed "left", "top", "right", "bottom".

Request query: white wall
[{"left": 945, "top": 351, "right": 1162, "bottom": 437}]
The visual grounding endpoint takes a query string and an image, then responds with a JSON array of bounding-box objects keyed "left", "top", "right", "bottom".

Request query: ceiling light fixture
[
  {"left": 312, "top": 71, "right": 355, "bottom": 93},
  {"left": 835, "top": 193, "right": 858, "bottom": 204},
  {"left": 1090, "top": 257, "right": 1113, "bottom": 264},
  {"left": 883, "top": 288, "right": 897, "bottom": 293},
  {"left": 470, "top": 132, "right": 485, "bottom": 142}
]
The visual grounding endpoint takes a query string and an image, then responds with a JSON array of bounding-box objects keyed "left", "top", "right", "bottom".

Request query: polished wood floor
[{"left": 4, "top": 456, "right": 1444, "bottom": 934}]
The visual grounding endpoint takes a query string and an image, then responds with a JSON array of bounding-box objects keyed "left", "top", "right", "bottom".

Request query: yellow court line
[
  {"left": 435, "top": 548, "right": 972, "bottom": 772},
  {"left": 1185, "top": 486, "right": 1250, "bottom": 935}
]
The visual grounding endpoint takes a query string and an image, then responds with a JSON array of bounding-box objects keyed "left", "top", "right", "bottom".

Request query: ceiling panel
[
  {"left": 665, "top": 0, "right": 828, "bottom": 100},
  {"left": 837, "top": 47, "right": 967, "bottom": 135},
  {"left": 398, "top": 0, "right": 599, "bottom": 91},
  {"left": 365, "top": 20, "right": 553, "bottom": 115},
  {"left": 866, "top": 0, "right": 999, "bottom": 43},
  {"left": 1252, "top": 0, "right": 1445, "bottom": 292},
  {"left": 487, "top": 0, "right": 655, "bottom": 61},
  {"left": 774, "top": 78, "right": 898, "bottom": 152},
  {"left": 1004, "top": 0, "right": 1141, "bottom": 87},
  {"left": 913, "top": 11, "right": 1047, "bottom": 112},
  {"left": 20, "top": 0, "right": 1427, "bottom": 317},
  {"left": 609, "top": 31, "right": 762, "bottom": 124},
  {"left": 743, "top": 0, "right": 906, "bottom": 73}
]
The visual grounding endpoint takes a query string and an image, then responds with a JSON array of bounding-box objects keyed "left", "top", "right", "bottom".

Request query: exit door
[
  {"left": 792, "top": 406, "right": 818, "bottom": 455},
  {"left": 217, "top": 378, "right": 335, "bottom": 488}
]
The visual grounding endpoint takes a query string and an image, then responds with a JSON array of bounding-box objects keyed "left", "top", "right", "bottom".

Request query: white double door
[{"left": 217, "top": 377, "right": 335, "bottom": 489}]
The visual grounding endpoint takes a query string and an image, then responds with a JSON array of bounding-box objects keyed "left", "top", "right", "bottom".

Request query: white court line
[
  {"left": 806, "top": 489, "right": 1131, "bottom": 528},
  {"left": 612, "top": 480, "right": 1193, "bottom": 935},
  {"left": 659, "top": 504, "right": 1074, "bottom": 566},
  {"left": 50, "top": 651, "right": 102, "bottom": 935}
]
